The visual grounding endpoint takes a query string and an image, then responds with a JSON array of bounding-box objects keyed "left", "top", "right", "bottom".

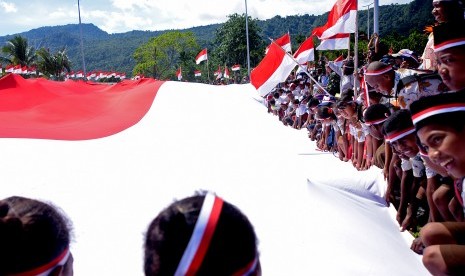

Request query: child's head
[
  {"left": 433, "top": 22, "right": 465, "bottom": 91},
  {"left": 410, "top": 92, "right": 465, "bottom": 178},
  {"left": 315, "top": 105, "right": 336, "bottom": 122},
  {"left": 432, "top": 0, "right": 465, "bottom": 23},
  {"left": 144, "top": 193, "right": 260, "bottom": 276},
  {"left": 364, "top": 61, "right": 395, "bottom": 95},
  {"left": 0, "top": 196, "right": 73, "bottom": 276},
  {"left": 383, "top": 109, "right": 419, "bottom": 158},
  {"left": 364, "top": 103, "right": 391, "bottom": 140}
]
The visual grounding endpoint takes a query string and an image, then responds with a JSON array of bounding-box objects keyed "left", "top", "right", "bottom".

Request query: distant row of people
[{"left": 261, "top": 0, "right": 465, "bottom": 274}]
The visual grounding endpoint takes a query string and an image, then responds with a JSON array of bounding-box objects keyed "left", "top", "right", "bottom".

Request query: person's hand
[
  {"left": 400, "top": 205, "right": 414, "bottom": 232},
  {"left": 410, "top": 237, "right": 424, "bottom": 255},
  {"left": 384, "top": 187, "right": 392, "bottom": 207},
  {"left": 396, "top": 208, "right": 406, "bottom": 227},
  {"left": 383, "top": 166, "right": 389, "bottom": 181}
]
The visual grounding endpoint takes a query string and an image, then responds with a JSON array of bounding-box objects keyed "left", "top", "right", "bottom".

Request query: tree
[
  {"left": 0, "top": 35, "right": 36, "bottom": 66},
  {"left": 133, "top": 31, "right": 199, "bottom": 80},
  {"left": 213, "top": 13, "right": 265, "bottom": 70},
  {"left": 36, "top": 48, "right": 71, "bottom": 80}
]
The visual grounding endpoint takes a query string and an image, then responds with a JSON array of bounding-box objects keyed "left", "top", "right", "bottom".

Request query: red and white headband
[
  {"left": 364, "top": 65, "right": 393, "bottom": 76},
  {"left": 434, "top": 38, "right": 465, "bottom": 52},
  {"left": 364, "top": 117, "right": 388, "bottom": 126},
  {"left": 175, "top": 193, "right": 223, "bottom": 276},
  {"left": 385, "top": 126, "right": 416, "bottom": 143},
  {"left": 412, "top": 103, "right": 465, "bottom": 125},
  {"left": 12, "top": 248, "right": 70, "bottom": 276}
]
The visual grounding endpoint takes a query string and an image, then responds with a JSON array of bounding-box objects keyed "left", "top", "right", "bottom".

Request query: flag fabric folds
[
  {"left": 251, "top": 42, "right": 296, "bottom": 96},
  {"left": 195, "top": 49, "right": 208, "bottom": 64},
  {"left": 293, "top": 36, "right": 315, "bottom": 64},
  {"left": 231, "top": 64, "right": 241, "bottom": 71},
  {"left": 311, "top": 0, "right": 357, "bottom": 39},
  {"left": 316, "top": 33, "right": 350, "bottom": 50},
  {"left": 265, "top": 33, "right": 292, "bottom": 53},
  {"left": 176, "top": 67, "right": 182, "bottom": 80},
  {"left": 224, "top": 67, "right": 230, "bottom": 79}
]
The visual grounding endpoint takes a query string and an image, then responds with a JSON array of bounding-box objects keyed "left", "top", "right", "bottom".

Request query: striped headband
[
  {"left": 434, "top": 37, "right": 465, "bottom": 52},
  {"left": 364, "top": 65, "right": 393, "bottom": 76},
  {"left": 364, "top": 117, "right": 388, "bottom": 126},
  {"left": 12, "top": 248, "right": 70, "bottom": 276},
  {"left": 385, "top": 126, "right": 416, "bottom": 143},
  {"left": 175, "top": 193, "right": 223, "bottom": 276},
  {"left": 412, "top": 103, "right": 465, "bottom": 125}
]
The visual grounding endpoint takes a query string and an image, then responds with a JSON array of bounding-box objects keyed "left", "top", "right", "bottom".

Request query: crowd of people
[
  {"left": 260, "top": 0, "right": 465, "bottom": 274},
  {"left": 1, "top": 0, "right": 464, "bottom": 275}
]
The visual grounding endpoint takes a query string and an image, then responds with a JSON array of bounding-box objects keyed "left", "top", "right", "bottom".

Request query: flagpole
[
  {"left": 245, "top": 0, "right": 251, "bottom": 80},
  {"left": 269, "top": 38, "right": 330, "bottom": 96},
  {"left": 77, "top": 0, "right": 87, "bottom": 77},
  {"left": 206, "top": 50, "right": 210, "bottom": 83}
]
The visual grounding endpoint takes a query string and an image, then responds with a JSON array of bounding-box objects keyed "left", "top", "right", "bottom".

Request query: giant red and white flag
[
  {"left": 312, "top": 0, "right": 357, "bottom": 39},
  {"left": 316, "top": 33, "right": 350, "bottom": 50},
  {"left": 293, "top": 36, "right": 315, "bottom": 64},
  {"left": 251, "top": 42, "right": 296, "bottom": 96},
  {"left": 195, "top": 48, "right": 208, "bottom": 64},
  {"left": 265, "top": 33, "right": 291, "bottom": 54}
]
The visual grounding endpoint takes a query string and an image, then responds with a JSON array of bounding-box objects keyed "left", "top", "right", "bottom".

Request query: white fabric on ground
[{"left": 0, "top": 81, "right": 429, "bottom": 275}]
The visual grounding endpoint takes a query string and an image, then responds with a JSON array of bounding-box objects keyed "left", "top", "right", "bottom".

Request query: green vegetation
[{"left": 0, "top": 0, "right": 434, "bottom": 79}]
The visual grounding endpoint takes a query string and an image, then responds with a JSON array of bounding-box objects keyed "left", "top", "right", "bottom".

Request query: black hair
[
  {"left": 144, "top": 193, "right": 258, "bottom": 276},
  {"left": 0, "top": 196, "right": 72, "bottom": 275},
  {"left": 364, "top": 103, "right": 391, "bottom": 123},
  {"left": 316, "top": 106, "right": 337, "bottom": 121},
  {"left": 308, "top": 98, "right": 320, "bottom": 108},
  {"left": 382, "top": 109, "right": 413, "bottom": 136}
]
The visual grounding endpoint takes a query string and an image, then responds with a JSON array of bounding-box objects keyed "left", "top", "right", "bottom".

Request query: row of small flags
[
  {"left": 176, "top": 60, "right": 241, "bottom": 80},
  {"left": 65, "top": 71, "right": 126, "bottom": 80},
  {"left": 2, "top": 65, "right": 39, "bottom": 75},
  {"left": 1, "top": 65, "right": 126, "bottom": 81}
]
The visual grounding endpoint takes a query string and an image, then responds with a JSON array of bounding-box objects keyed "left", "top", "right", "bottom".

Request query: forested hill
[{"left": 0, "top": 0, "right": 433, "bottom": 76}]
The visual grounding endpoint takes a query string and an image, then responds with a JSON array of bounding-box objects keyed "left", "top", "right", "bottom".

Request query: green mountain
[{"left": 0, "top": 0, "right": 433, "bottom": 76}]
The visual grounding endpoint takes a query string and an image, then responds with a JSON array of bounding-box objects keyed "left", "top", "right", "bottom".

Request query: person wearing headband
[
  {"left": 421, "top": 0, "right": 465, "bottom": 70},
  {"left": 0, "top": 196, "right": 73, "bottom": 276},
  {"left": 433, "top": 22, "right": 465, "bottom": 91},
  {"left": 409, "top": 92, "right": 465, "bottom": 275},
  {"left": 383, "top": 110, "right": 427, "bottom": 232},
  {"left": 364, "top": 61, "right": 448, "bottom": 109},
  {"left": 144, "top": 193, "right": 260, "bottom": 276}
]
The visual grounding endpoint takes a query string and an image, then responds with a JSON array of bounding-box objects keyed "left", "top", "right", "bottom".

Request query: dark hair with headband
[
  {"left": 0, "top": 196, "right": 72, "bottom": 275},
  {"left": 144, "top": 193, "right": 259, "bottom": 276},
  {"left": 382, "top": 109, "right": 414, "bottom": 138}
]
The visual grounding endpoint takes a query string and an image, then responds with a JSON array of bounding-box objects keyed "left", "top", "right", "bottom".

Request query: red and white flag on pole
[
  {"left": 311, "top": 0, "right": 357, "bottom": 39},
  {"left": 176, "top": 67, "right": 182, "bottom": 80},
  {"left": 195, "top": 48, "right": 208, "bottom": 64},
  {"left": 224, "top": 66, "right": 230, "bottom": 79},
  {"left": 194, "top": 70, "right": 201, "bottom": 77},
  {"left": 316, "top": 33, "right": 350, "bottom": 50},
  {"left": 293, "top": 36, "right": 315, "bottom": 64},
  {"left": 231, "top": 64, "right": 241, "bottom": 71},
  {"left": 250, "top": 42, "right": 296, "bottom": 96},
  {"left": 265, "top": 33, "right": 291, "bottom": 53},
  {"left": 333, "top": 55, "right": 345, "bottom": 67}
]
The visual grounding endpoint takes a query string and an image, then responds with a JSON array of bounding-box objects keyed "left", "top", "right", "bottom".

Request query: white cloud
[
  {"left": 0, "top": 1, "right": 17, "bottom": 13},
  {"left": 0, "top": 0, "right": 415, "bottom": 36}
]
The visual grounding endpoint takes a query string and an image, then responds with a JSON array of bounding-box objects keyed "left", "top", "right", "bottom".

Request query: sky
[{"left": 0, "top": 0, "right": 413, "bottom": 36}]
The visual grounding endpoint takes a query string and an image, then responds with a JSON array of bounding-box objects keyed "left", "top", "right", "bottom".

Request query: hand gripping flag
[
  {"left": 250, "top": 42, "right": 296, "bottom": 96},
  {"left": 312, "top": 0, "right": 357, "bottom": 39},
  {"left": 195, "top": 49, "right": 208, "bottom": 64}
]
